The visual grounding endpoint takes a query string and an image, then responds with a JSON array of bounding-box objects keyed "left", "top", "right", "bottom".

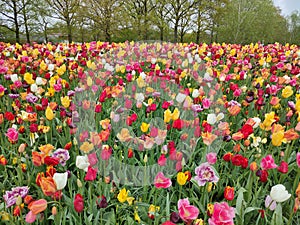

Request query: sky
[{"left": 273, "top": 0, "right": 300, "bottom": 16}]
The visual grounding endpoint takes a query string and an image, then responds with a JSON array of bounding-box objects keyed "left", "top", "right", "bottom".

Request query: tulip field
[{"left": 0, "top": 41, "right": 300, "bottom": 225}]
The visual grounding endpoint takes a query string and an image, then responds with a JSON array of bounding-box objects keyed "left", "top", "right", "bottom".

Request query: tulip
[
  {"left": 154, "top": 172, "right": 172, "bottom": 189},
  {"left": 270, "top": 184, "right": 291, "bottom": 203},
  {"left": 224, "top": 186, "right": 235, "bottom": 201},
  {"left": 177, "top": 172, "right": 188, "bottom": 186},
  {"left": 76, "top": 155, "right": 90, "bottom": 172},
  {"left": 53, "top": 172, "right": 68, "bottom": 190},
  {"left": 45, "top": 106, "right": 54, "bottom": 120},
  {"left": 73, "top": 194, "right": 84, "bottom": 213},
  {"left": 28, "top": 199, "right": 47, "bottom": 215},
  {"left": 117, "top": 188, "right": 129, "bottom": 203},
  {"left": 177, "top": 198, "right": 199, "bottom": 222},
  {"left": 25, "top": 211, "right": 37, "bottom": 224}
]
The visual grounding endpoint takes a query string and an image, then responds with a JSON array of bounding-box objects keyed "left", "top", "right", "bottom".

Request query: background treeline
[{"left": 0, "top": 0, "right": 299, "bottom": 44}]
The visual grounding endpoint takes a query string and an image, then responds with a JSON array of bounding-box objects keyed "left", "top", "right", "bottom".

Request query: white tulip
[
  {"left": 36, "top": 77, "right": 44, "bottom": 85},
  {"left": 192, "top": 89, "right": 200, "bottom": 98},
  {"left": 140, "top": 72, "right": 146, "bottom": 79},
  {"left": 252, "top": 117, "right": 261, "bottom": 128},
  {"left": 76, "top": 155, "right": 90, "bottom": 172},
  {"left": 48, "top": 64, "right": 55, "bottom": 71},
  {"left": 270, "top": 184, "right": 291, "bottom": 203},
  {"left": 53, "top": 172, "right": 68, "bottom": 190},
  {"left": 11, "top": 74, "right": 19, "bottom": 83},
  {"left": 30, "top": 84, "right": 38, "bottom": 93},
  {"left": 176, "top": 93, "right": 186, "bottom": 103},
  {"left": 207, "top": 114, "right": 217, "bottom": 125}
]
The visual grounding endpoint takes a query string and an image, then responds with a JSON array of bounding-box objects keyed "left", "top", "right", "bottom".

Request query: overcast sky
[{"left": 273, "top": 0, "right": 300, "bottom": 16}]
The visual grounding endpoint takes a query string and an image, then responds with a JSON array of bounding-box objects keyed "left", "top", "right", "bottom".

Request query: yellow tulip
[
  {"left": 164, "top": 109, "right": 172, "bottom": 123},
  {"left": 45, "top": 106, "right": 54, "bottom": 120},
  {"left": 272, "top": 131, "right": 285, "bottom": 146},
  {"left": 24, "top": 73, "right": 35, "bottom": 84},
  {"left": 61, "top": 96, "right": 71, "bottom": 108},
  {"left": 282, "top": 86, "right": 293, "bottom": 98},
  {"left": 56, "top": 64, "right": 66, "bottom": 76},
  {"left": 172, "top": 108, "right": 180, "bottom": 120},
  {"left": 177, "top": 172, "right": 188, "bottom": 185},
  {"left": 140, "top": 122, "right": 150, "bottom": 133},
  {"left": 117, "top": 188, "right": 129, "bottom": 203}
]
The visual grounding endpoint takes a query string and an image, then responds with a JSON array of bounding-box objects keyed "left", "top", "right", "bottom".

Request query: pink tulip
[
  {"left": 202, "top": 98, "right": 211, "bottom": 109},
  {"left": 206, "top": 152, "right": 217, "bottom": 165},
  {"left": 208, "top": 202, "right": 235, "bottom": 225},
  {"left": 261, "top": 155, "right": 277, "bottom": 170},
  {"left": 178, "top": 198, "right": 199, "bottom": 222},
  {"left": 296, "top": 153, "right": 300, "bottom": 168},
  {"left": 154, "top": 172, "right": 172, "bottom": 189},
  {"left": 25, "top": 211, "right": 37, "bottom": 224},
  {"left": 6, "top": 128, "right": 18, "bottom": 143}
]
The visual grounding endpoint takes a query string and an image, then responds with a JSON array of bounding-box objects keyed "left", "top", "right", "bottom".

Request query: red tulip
[
  {"left": 74, "top": 194, "right": 84, "bottom": 213},
  {"left": 224, "top": 186, "right": 235, "bottom": 201},
  {"left": 277, "top": 161, "right": 288, "bottom": 174}
]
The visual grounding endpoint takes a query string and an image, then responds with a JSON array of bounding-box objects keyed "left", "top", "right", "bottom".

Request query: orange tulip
[
  {"left": 284, "top": 129, "right": 300, "bottom": 141},
  {"left": 39, "top": 144, "right": 55, "bottom": 155},
  {"left": 32, "top": 151, "right": 44, "bottom": 166},
  {"left": 28, "top": 199, "right": 47, "bottom": 215},
  {"left": 40, "top": 177, "right": 57, "bottom": 197},
  {"left": 99, "top": 129, "right": 110, "bottom": 142}
]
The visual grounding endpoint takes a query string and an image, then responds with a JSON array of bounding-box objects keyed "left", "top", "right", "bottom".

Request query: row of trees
[{"left": 0, "top": 0, "right": 299, "bottom": 44}]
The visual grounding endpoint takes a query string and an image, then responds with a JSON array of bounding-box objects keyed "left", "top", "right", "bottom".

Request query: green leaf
[
  {"left": 275, "top": 204, "right": 283, "bottom": 225},
  {"left": 236, "top": 187, "right": 247, "bottom": 217},
  {"left": 244, "top": 207, "right": 260, "bottom": 215}
]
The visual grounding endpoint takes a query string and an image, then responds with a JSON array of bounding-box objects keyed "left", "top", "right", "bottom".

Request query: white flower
[
  {"left": 176, "top": 93, "right": 186, "bottom": 103},
  {"left": 270, "top": 184, "right": 291, "bottom": 203},
  {"left": 48, "top": 64, "right": 55, "bottom": 71},
  {"left": 207, "top": 113, "right": 224, "bottom": 125},
  {"left": 192, "top": 89, "right": 200, "bottom": 98},
  {"left": 36, "top": 77, "right": 44, "bottom": 85},
  {"left": 10, "top": 74, "right": 19, "bottom": 83},
  {"left": 135, "top": 93, "right": 145, "bottom": 102},
  {"left": 53, "top": 172, "right": 68, "bottom": 190},
  {"left": 30, "top": 84, "right": 38, "bottom": 93},
  {"left": 140, "top": 72, "right": 146, "bottom": 79},
  {"left": 76, "top": 155, "right": 90, "bottom": 172},
  {"left": 252, "top": 117, "right": 261, "bottom": 128},
  {"left": 151, "top": 58, "right": 156, "bottom": 64}
]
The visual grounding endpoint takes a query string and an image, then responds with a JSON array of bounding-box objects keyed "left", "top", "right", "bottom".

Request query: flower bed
[{"left": 0, "top": 41, "right": 300, "bottom": 224}]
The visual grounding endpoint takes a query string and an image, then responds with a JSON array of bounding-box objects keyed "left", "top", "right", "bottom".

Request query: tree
[
  {"left": 289, "top": 11, "right": 300, "bottom": 44},
  {"left": 151, "top": 0, "right": 170, "bottom": 41},
  {"left": 45, "top": 0, "right": 81, "bottom": 43},
  {"left": 82, "top": 0, "right": 121, "bottom": 42},
  {"left": 216, "top": 0, "right": 289, "bottom": 44},
  {"left": 0, "top": 0, "right": 30, "bottom": 42},
  {"left": 167, "top": 0, "right": 197, "bottom": 42},
  {"left": 123, "top": 0, "right": 156, "bottom": 40}
]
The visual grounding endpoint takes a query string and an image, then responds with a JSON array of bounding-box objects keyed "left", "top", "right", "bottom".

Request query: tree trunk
[
  {"left": 196, "top": 10, "right": 201, "bottom": 43},
  {"left": 13, "top": 1, "right": 20, "bottom": 43},
  {"left": 143, "top": 0, "right": 148, "bottom": 40},
  {"left": 174, "top": 20, "right": 179, "bottom": 42},
  {"left": 66, "top": 19, "right": 72, "bottom": 43},
  {"left": 22, "top": 0, "right": 30, "bottom": 43},
  {"left": 160, "top": 26, "right": 164, "bottom": 41}
]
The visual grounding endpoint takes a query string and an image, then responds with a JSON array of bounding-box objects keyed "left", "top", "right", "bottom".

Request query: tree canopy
[{"left": 0, "top": 0, "right": 299, "bottom": 44}]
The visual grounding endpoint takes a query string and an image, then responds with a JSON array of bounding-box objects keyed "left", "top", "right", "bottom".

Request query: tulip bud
[
  {"left": 16, "top": 196, "right": 22, "bottom": 206},
  {"left": 250, "top": 162, "right": 258, "bottom": 171},
  {"left": 77, "top": 179, "right": 83, "bottom": 188},
  {"left": 143, "top": 155, "right": 148, "bottom": 163},
  {"left": 51, "top": 206, "right": 57, "bottom": 216}
]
